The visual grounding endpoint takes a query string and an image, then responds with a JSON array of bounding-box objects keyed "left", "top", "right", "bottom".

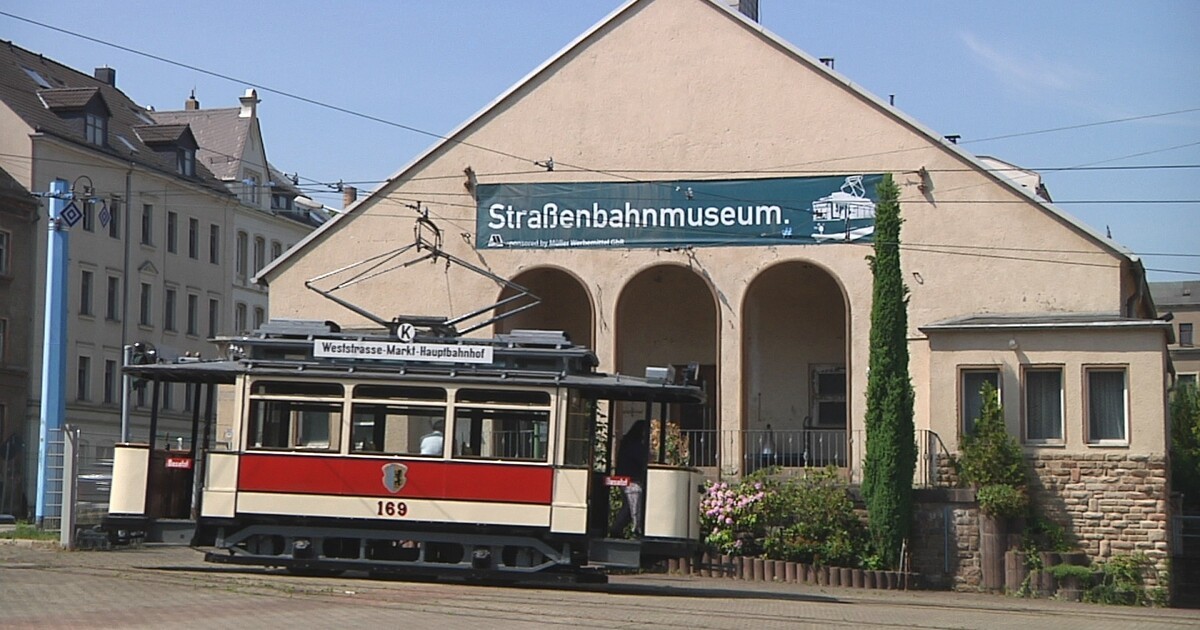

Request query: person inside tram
[
  {"left": 420, "top": 419, "right": 445, "bottom": 455},
  {"left": 609, "top": 419, "right": 649, "bottom": 538}
]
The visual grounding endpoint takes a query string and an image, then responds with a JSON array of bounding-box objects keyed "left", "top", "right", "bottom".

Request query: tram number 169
[{"left": 376, "top": 500, "right": 409, "bottom": 517}]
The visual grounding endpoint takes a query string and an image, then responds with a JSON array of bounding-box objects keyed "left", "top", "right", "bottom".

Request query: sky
[{"left": 2, "top": 0, "right": 1197, "bottom": 281}]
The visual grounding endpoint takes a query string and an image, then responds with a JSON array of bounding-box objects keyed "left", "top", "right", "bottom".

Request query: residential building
[
  {"left": 0, "top": 41, "right": 322, "bottom": 515},
  {"left": 153, "top": 90, "right": 324, "bottom": 335},
  {"left": 257, "top": 0, "right": 1172, "bottom": 586},
  {"left": 1151, "top": 281, "right": 1200, "bottom": 389},
  {"left": 0, "top": 165, "right": 37, "bottom": 515}
]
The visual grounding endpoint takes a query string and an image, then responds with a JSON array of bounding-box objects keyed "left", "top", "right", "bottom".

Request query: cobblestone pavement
[{"left": 2, "top": 542, "right": 1198, "bottom": 629}]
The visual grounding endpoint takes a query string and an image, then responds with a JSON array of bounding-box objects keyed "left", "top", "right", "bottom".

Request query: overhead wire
[{"left": 3, "top": 11, "right": 1197, "bottom": 277}]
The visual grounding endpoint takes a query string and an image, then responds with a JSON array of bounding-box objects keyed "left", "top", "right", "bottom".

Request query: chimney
[
  {"left": 342, "top": 186, "right": 358, "bottom": 209},
  {"left": 94, "top": 66, "right": 116, "bottom": 86},
  {"left": 185, "top": 90, "right": 200, "bottom": 111},
  {"left": 238, "top": 88, "right": 260, "bottom": 118},
  {"left": 726, "top": 0, "right": 759, "bottom": 21}
]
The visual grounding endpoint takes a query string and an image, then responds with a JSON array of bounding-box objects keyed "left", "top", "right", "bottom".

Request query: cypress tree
[{"left": 861, "top": 173, "right": 916, "bottom": 569}]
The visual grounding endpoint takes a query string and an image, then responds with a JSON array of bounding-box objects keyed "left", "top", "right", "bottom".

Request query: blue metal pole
[{"left": 36, "top": 178, "right": 70, "bottom": 525}]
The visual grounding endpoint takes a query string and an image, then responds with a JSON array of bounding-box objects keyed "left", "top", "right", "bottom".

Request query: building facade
[
  {"left": 259, "top": 0, "right": 1172, "bottom": 577},
  {"left": 152, "top": 90, "right": 324, "bottom": 336},
  {"left": 1151, "top": 281, "right": 1199, "bottom": 389},
  {"left": 0, "top": 41, "right": 320, "bottom": 515},
  {"left": 0, "top": 166, "right": 37, "bottom": 514}
]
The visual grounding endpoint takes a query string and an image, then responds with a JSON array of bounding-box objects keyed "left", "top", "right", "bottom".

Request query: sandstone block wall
[{"left": 1026, "top": 452, "right": 1170, "bottom": 586}]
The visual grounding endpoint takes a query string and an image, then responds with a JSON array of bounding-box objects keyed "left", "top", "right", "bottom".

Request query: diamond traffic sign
[{"left": 60, "top": 201, "right": 82, "bottom": 227}]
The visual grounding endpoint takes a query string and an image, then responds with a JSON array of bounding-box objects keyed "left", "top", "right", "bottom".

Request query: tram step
[{"left": 588, "top": 538, "right": 641, "bottom": 569}]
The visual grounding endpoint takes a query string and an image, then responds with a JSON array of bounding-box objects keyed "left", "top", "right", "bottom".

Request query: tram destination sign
[
  {"left": 475, "top": 174, "right": 883, "bottom": 250},
  {"left": 313, "top": 339, "right": 495, "bottom": 364}
]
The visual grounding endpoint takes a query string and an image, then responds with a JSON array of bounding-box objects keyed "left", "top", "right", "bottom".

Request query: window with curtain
[
  {"left": 960, "top": 368, "right": 1001, "bottom": 436},
  {"left": 1024, "top": 368, "right": 1062, "bottom": 442},
  {"left": 1087, "top": 368, "right": 1127, "bottom": 443}
]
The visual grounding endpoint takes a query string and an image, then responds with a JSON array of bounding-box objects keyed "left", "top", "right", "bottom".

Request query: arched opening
[
  {"left": 615, "top": 265, "right": 719, "bottom": 466},
  {"left": 495, "top": 267, "right": 594, "bottom": 349},
  {"left": 742, "top": 261, "right": 849, "bottom": 474}
]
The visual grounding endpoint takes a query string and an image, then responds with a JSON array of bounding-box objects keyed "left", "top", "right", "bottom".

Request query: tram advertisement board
[
  {"left": 475, "top": 174, "right": 883, "bottom": 250},
  {"left": 313, "top": 339, "right": 495, "bottom": 364}
]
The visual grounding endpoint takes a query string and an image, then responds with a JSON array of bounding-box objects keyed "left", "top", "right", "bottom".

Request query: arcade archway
[
  {"left": 742, "top": 261, "right": 849, "bottom": 472},
  {"left": 614, "top": 265, "right": 719, "bottom": 465},
  {"left": 495, "top": 267, "right": 594, "bottom": 349}
]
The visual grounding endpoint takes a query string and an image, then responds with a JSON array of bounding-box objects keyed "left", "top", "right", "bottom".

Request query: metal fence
[{"left": 679, "top": 427, "right": 948, "bottom": 487}]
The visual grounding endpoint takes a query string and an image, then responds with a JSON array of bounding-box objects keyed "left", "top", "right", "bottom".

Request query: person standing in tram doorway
[
  {"left": 420, "top": 419, "right": 445, "bottom": 455},
  {"left": 610, "top": 420, "right": 649, "bottom": 538}
]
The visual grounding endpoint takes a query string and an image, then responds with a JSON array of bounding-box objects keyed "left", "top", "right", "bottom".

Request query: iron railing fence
[
  {"left": 679, "top": 427, "right": 948, "bottom": 487},
  {"left": 1173, "top": 514, "right": 1200, "bottom": 558}
]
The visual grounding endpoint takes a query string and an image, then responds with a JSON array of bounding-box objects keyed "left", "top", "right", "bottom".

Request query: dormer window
[
  {"left": 85, "top": 112, "right": 107, "bottom": 145},
  {"left": 39, "top": 87, "right": 111, "bottom": 148},
  {"left": 178, "top": 147, "right": 196, "bottom": 176},
  {"left": 133, "top": 123, "right": 199, "bottom": 178}
]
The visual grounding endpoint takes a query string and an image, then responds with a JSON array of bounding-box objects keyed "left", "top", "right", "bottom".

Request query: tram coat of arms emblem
[{"left": 381, "top": 462, "right": 408, "bottom": 493}]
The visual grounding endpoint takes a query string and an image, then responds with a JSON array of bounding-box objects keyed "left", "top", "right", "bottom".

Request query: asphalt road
[{"left": 1, "top": 542, "right": 1197, "bottom": 629}]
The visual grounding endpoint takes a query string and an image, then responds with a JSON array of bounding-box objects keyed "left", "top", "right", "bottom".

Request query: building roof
[
  {"left": 920, "top": 312, "right": 1174, "bottom": 335},
  {"left": 0, "top": 40, "right": 230, "bottom": 197},
  {"left": 132, "top": 122, "right": 191, "bottom": 145},
  {"left": 151, "top": 106, "right": 250, "bottom": 181},
  {"left": 37, "top": 86, "right": 104, "bottom": 111},
  {"left": 1149, "top": 281, "right": 1200, "bottom": 308},
  {"left": 257, "top": 0, "right": 1145, "bottom": 289}
]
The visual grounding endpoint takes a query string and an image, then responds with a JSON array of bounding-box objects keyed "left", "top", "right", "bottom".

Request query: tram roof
[{"left": 124, "top": 359, "right": 705, "bottom": 404}]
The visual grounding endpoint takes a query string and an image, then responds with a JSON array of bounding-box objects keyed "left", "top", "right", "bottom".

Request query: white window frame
[
  {"left": 959, "top": 367, "right": 1002, "bottom": 437},
  {"left": 76, "top": 355, "right": 91, "bottom": 401},
  {"left": 139, "top": 282, "right": 153, "bottom": 327},
  {"left": 188, "top": 217, "right": 199, "bottom": 260},
  {"left": 79, "top": 269, "right": 94, "bottom": 316},
  {"left": 1022, "top": 366, "right": 1064, "bottom": 445},
  {"left": 209, "top": 224, "right": 220, "bottom": 264},
  {"left": 1084, "top": 366, "right": 1129, "bottom": 446},
  {"left": 166, "top": 211, "right": 178, "bottom": 253},
  {"left": 164, "top": 287, "right": 177, "bottom": 332}
]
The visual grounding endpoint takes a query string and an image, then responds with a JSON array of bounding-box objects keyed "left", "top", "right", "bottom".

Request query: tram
[{"left": 103, "top": 318, "right": 705, "bottom": 581}]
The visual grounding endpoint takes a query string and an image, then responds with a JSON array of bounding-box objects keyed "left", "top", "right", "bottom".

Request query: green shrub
[
  {"left": 700, "top": 468, "right": 867, "bottom": 566},
  {"left": 975, "top": 483, "right": 1029, "bottom": 518},
  {"left": 957, "top": 382, "right": 1025, "bottom": 489},
  {"left": 1083, "top": 553, "right": 1159, "bottom": 606},
  {"left": 1048, "top": 563, "right": 1094, "bottom": 581},
  {"left": 762, "top": 469, "right": 867, "bottom": 567}
]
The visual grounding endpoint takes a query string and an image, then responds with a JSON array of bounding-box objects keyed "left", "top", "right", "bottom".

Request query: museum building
[{"left": 258, "top": 0, "right": 1174, "bottom": 579}]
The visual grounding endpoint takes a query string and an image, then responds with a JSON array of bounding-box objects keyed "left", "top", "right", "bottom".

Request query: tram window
[
  {"left": 247, "top": 399, "right": 342, "bottom": 451},
  {"left": 563, "top": 393, "right": 592, "bottom": 468},
  {"left": 455, "top": 389, "right": 550, "bottom": 406},
  {"left": 354, "top": 384, "right": 446, "bottom": 401},
  {"left": 453, "top": 408, "right": 550, "bottom": 462},
  {"left": 350, "top": 403, "right": 447, "bottom": 456}
]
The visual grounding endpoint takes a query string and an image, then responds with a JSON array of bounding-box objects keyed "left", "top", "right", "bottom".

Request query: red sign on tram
[
  {"left": 604, "top": 475, "right": 631, "bottom": 487},
  {"left": 165, "top": 457, "right": 193, "bottom": 470}
]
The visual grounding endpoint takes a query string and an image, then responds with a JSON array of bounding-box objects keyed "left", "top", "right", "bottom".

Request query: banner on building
[{"left": 475, "top": 174, "right": 883, "bottom": 250}]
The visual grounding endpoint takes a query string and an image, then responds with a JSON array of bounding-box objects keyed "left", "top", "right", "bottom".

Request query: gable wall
[{"left": 267, "top": 0, "right": 1131, "bottom": 441}]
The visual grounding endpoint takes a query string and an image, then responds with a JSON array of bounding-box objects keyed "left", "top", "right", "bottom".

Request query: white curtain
[{"left": 1088, "top": 370, "right": 1125, "bottom": 441}]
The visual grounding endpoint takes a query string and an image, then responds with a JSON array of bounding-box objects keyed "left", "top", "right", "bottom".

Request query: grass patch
[{"left": 2, "top": 522, "right": 59, "bottom": 541}]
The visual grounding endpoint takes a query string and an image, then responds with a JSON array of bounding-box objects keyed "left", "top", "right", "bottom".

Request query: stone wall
[
  {"left": 1026, "top": 452, "right": 1170, "bottom": 586},
  {"left": 910, "top": 489, "right": 981, "bottom": 590}
]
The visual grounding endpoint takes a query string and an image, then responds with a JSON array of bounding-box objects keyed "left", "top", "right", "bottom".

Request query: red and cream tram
[{"left": 104, "top": 319, "right": 705, "bottom": 581}]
